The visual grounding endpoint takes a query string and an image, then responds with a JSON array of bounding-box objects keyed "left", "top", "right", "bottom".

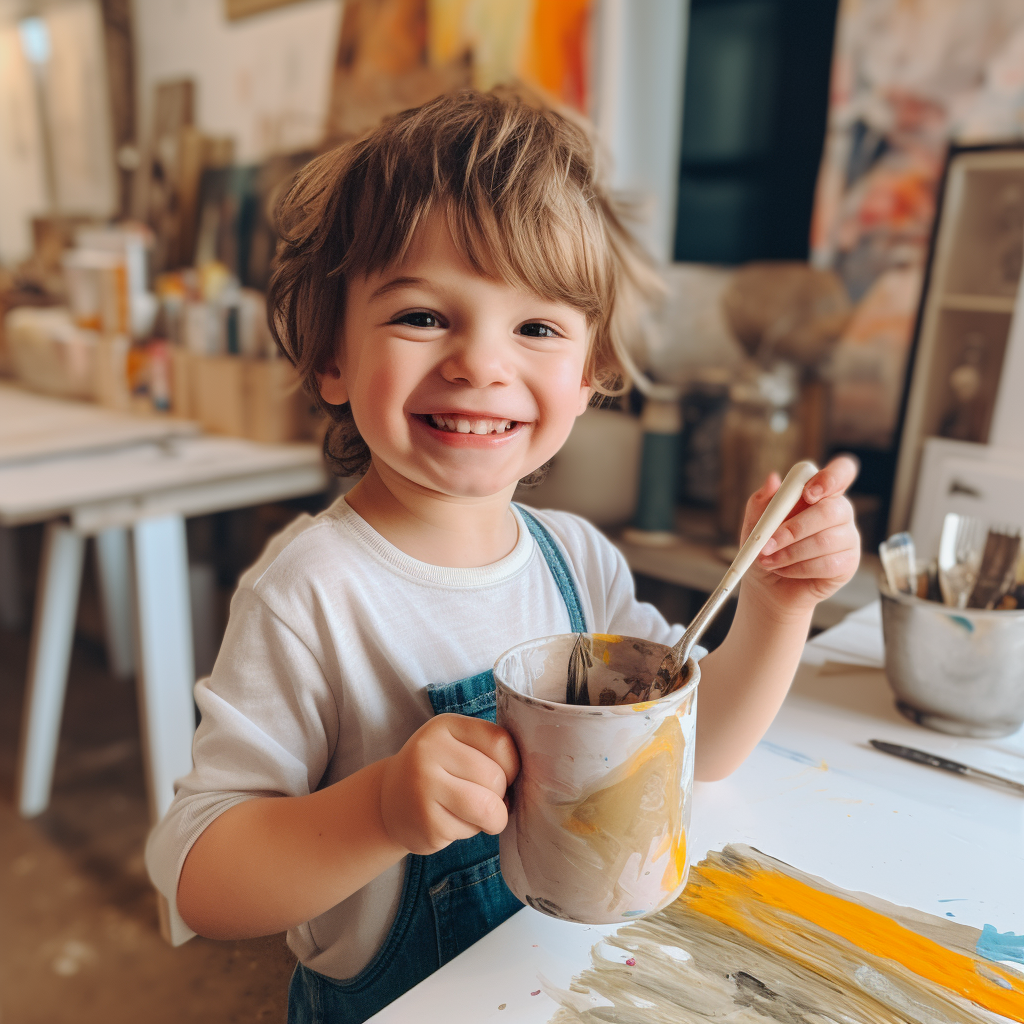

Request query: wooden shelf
[{"left": 939, "top": 293, "right": 1016, "bottom": 315}]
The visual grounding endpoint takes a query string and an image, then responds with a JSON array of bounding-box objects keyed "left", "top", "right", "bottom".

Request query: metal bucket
[
  {"left": 494, "top": 633, "right": 699, "bottom": 924},
  {"left": 880, "top": 585, "right": 1024, "bottom": 737}
]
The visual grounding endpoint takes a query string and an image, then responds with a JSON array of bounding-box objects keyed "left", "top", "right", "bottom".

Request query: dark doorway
[{"left": 674, "top": 0, "right": 840, "bottom": 264}]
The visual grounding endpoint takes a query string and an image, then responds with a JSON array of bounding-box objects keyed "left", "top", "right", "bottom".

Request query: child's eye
[
  {"left": 518, "top": 321, "right": 560, "bottom": 338},
  {"left": 392, "top": 311, "right": 444, "bottom": 329}
]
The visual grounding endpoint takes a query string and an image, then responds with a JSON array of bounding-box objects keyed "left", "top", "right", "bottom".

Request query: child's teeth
[{"left": 428, "top": 415, "right": 515, "bottom": 433}]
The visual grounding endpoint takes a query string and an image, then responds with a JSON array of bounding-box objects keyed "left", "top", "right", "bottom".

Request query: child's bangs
[
  {"left": 440, "top": 195, "right": 609, "bottom": 325},
  {"left": 342, "top": 187, "right": 610, "bottom": 326}
]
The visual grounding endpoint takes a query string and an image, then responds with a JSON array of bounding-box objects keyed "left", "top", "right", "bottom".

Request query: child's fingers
[
  {"left": 441, "top": 741, "right": 510, "bottom": 799},
  {"left": 763, "top": 547, "right": 860, "bottom": 581},
  {"left": 439, "top": 714, "right": 520, "bottom": 786},
  {"left": 759, "top": 495, "right": 852, "bottom": 557},
  {"left": 801, "top": 454, "right": 859, "bottom": 505},
  {"left": 758, "top": 524, "right": 852, "bottom": 570},
  {"left": 438, "top": 776, "right": 509, "bottom": 836}
]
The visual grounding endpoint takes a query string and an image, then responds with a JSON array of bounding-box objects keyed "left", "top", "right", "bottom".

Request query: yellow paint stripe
[{"left": 685, "top": 864, "right": 1024, "bottom": 1020}]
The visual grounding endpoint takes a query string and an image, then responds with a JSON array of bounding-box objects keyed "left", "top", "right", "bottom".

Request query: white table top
[
  {"left": 0, "top": 381, "right": 198, "bottom": 466},
  {"left": 370, "top": 601, "right": 1024, "bottom": 1022},
  {"left": 0, "top": 433, "right": 328, "bottom": 531}
]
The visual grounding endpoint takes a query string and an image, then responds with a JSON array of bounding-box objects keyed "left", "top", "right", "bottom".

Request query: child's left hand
[{"left": 743, "top": 456, "right": 861, "bottom": 615}]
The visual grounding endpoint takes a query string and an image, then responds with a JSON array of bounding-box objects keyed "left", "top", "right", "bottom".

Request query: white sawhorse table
[{"left": 0, "top": 430, "right": 327, "bottom": 850}]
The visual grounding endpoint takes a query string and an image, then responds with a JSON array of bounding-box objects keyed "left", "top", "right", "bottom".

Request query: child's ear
[
  {"left": 317, "top": 353, "right": 349, "bottom": 406},
  {"left": 575, "top": 379, "right": 592, "bottom": 416}
]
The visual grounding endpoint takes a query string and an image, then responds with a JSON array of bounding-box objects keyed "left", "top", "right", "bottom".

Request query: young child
[{"left": 146, "top": 90, "right": 860, "bottom": 1023}]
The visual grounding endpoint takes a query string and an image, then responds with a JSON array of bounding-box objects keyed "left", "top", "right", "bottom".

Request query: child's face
[{"left": 320, "top": 213, "right": 591, "bottom": 500}]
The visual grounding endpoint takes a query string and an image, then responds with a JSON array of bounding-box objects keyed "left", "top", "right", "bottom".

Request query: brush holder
[
  {"left": 494, "top": 633, "right": 699, "bottom": 924},
  {"left": 880, "top": 585, "right": 1024, "bottom": 737}
]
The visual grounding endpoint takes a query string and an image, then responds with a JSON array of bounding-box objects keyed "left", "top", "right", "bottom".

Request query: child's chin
[{"left": 428, "top": 470, "right": 521, "bottom": 499}]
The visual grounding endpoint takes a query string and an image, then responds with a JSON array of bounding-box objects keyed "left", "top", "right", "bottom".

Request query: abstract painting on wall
[
  {"left": 550, "top": 845, "right": 1023, "bottom": 1023},
  {"left": 811, "top": 0, "right": 1024, "bottom": 450},
  {"left": 326, "top": 0, "right": 595, "bottom": 140}
]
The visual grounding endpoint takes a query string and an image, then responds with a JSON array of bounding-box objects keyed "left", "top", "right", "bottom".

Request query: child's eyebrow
[{"left": 369, "top": 276, "right": 426, "bottom": 300}]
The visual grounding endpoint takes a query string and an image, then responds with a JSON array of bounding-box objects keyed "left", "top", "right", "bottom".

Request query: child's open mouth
[{"left": 420, "top": 414, "right": 519, "bottom": 435}]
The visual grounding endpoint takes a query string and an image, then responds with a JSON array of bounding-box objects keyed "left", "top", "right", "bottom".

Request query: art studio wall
[{"left": 132, "top": 0, "right": 341, "bottom": 167}]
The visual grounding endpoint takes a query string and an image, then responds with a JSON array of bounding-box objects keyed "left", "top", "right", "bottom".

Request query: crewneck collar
[{"left": 328, "top": 495, "right": 535, "bottom": 588}]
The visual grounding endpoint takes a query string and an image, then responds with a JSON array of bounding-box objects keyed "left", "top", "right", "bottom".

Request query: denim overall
[{"left": 288, "top": 507, "right": 588, "bottom": 1023}]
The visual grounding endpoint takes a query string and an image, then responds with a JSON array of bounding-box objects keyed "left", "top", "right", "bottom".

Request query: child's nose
[{"left": 440, "top": 331, "right": 514, "bottom": 388}]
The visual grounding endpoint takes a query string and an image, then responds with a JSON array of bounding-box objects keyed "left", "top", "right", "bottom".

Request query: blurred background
[{"left": 2, "top": 1, "right": 1024, "bottom": 1020}]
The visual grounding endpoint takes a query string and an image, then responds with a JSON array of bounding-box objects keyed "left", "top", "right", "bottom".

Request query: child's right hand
[{"left": 379, "top": 714, "right": 520, "bottom": 855}]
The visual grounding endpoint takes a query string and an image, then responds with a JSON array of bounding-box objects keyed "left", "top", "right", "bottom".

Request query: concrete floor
[
  {"left": 0, "top": 621, "right": 296, "bottom": 1024},
  {"left": 0, "top": 511, "right": 312, "bottom": 1024}
]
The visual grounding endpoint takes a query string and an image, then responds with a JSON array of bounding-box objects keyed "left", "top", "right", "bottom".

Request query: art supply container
[
  {"left": 880, "top": 585, "right": 1024, "bottom": 737},
  {"left": 494, "top": 633, "right": 699, "bottom": 924}
]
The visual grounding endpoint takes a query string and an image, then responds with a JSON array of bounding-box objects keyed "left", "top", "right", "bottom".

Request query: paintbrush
[
  {"left": 565, "top": 633, "right": 592, "bottom": 705},
  {"left": 937, "top": 512, "right": 984, "bottom": 608},
  {"left": 878, "top": 532, "right": 916, "bottom": 595},
  {"left": 869, "top": 739, "right": 1024, "bottom": 795},
  {"left": 967, "top": 526, "right": 1021, "bottom": 610},
  {"left": 652, "top": 461, "right": 819, "bottom": 697},
  {"left": 564, "top": 462, "right": 818, "bottom": 705}
]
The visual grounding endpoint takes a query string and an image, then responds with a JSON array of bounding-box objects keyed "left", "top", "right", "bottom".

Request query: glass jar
[{"left": 718, "top": 364, "right": 802, "bottom": 542}]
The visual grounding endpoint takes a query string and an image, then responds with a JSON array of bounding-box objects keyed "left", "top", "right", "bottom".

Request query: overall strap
[{"left": 514, "top": 505, "right": 587, "bottom": 634}]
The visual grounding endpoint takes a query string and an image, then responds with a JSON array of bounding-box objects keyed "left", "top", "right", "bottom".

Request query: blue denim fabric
[{"left": 288, "top": 507, "right": 587, "bottom": 1022}]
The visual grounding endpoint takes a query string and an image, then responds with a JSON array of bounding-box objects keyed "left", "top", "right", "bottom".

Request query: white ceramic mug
[{"left": 494, "top": 632, "right": 699, "bottom": 924}]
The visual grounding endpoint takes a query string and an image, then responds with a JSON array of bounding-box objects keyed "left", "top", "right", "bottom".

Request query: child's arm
[
  {"left": 694, "top": 457, "right": 860, "bottom": 781},
  {"left": 177, "top": 714, "right": 519, "bottom": 939}
]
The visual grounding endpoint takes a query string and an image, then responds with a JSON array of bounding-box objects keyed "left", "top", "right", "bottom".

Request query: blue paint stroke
[
  {"left": 759, "top": 741, "right": 822, "bottom": 768},
  {"left": 976, "top": 924, "right": 1024, "bottom": 965},
  {"left": 938, "top": 899, "right": 968, "bottom": 903},
  {"left": 948, "top": 614, "right": 974, "bottom": 633}
]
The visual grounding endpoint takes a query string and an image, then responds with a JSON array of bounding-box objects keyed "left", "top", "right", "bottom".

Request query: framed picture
[
  {"left": 908, "top": 437, "right": 1024, "bottom": 560},
  {"left": 889, "top": 143, "right": 1024, "bottom": 533}
]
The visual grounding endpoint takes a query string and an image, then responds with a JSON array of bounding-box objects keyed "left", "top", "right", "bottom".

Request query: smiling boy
[{"left": 146, "top": 90, "right": 860, "bottom": 1024}]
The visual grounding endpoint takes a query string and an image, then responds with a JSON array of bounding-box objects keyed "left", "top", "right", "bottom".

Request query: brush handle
[
  {"left": 870, "top": 739, "right": 1024, "bottom": 795},
  {"left": 667, "top": 460, "right": 819, "bottom": 673},
  {"left": 724, "top": 460, "right": 819, "bottom": 585}
]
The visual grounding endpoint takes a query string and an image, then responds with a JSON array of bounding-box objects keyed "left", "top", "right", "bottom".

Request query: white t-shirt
[{"left": 145, "top": 496, "right": 685, "bottom": 980}]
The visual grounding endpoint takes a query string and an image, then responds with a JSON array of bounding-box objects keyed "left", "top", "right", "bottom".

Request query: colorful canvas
[
  {"left": 326, "top": 0, "right": 595, "bottom": 141},
  {"left": 549, "top": 845, "right": 1024, "bottom": 1023},
  {"left": 811, "top": 0, "right": 1024, "bottom": 449}
]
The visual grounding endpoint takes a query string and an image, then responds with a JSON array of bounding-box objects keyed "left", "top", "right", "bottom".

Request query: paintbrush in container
[
  {"left": 565, "top": 633, "right": 592, "bottom": 705},
  {"left": 967, "top": 526, "right": 1021, "bottom": 610},
  {"left": 564, "top": 461, "right": 820, "bottom": 706},
  {"left": 879, "top": 532, "right": 916, "bottom": 595},
  {"left": 937, "top": 512, "right": 985, "bottom": 608}
]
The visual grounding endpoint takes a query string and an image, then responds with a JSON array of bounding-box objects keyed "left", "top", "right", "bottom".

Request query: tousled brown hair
[{"left": 268, "top": 87, "right": 660, "bottom": 477}]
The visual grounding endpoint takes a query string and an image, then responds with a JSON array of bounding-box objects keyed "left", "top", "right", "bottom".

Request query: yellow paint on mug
[{"left": 562, "top": 716, "right": 687, "bottom": 894}]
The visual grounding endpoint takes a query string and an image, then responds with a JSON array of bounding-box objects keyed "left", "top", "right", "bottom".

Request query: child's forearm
[
  {"left": 176, "top": 758, "right": 406, "bottom": 940},
  {"left": 693, "top": 584, "right": 812, "bottom": 782}
]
